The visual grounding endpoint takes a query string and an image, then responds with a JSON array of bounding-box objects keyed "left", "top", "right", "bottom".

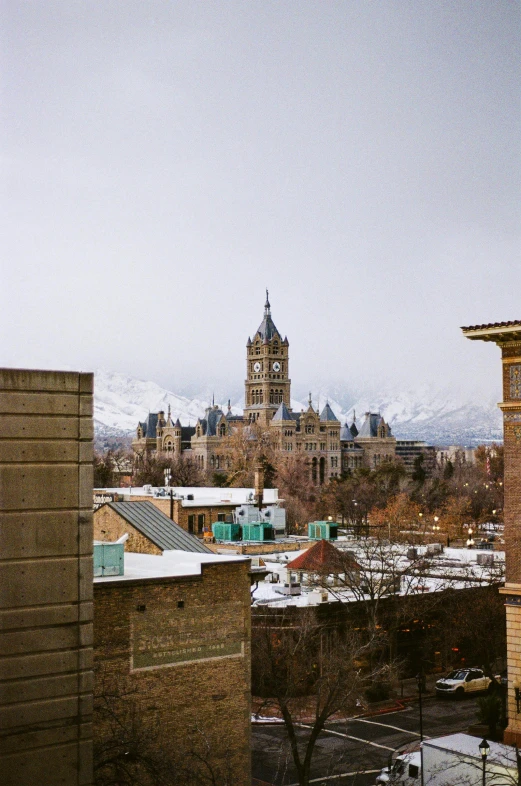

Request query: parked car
[{"left": 435, "top": 668, "right": 492, "bottom": 698}]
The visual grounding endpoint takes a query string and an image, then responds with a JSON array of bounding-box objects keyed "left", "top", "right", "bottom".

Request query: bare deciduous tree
[
  {"left": 252, "top": 606, "right": 382, "bottom": 786},
  {"left": 94, "top": 679, "right": 236, "bottom": 786},
  {"left": 133, "top": 453, "right": 204, "bottom": 487}
]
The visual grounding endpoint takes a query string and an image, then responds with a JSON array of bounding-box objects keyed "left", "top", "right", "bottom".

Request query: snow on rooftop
[
  {"left": 250, "top": 542, "right": 504, "bottom": 608},
  {"left": 95, "top": 486, "right": 279, "bottom": 505},
  {"left": 93, "top": 549, "right": 249, "bottom": 583},
  {"left": 425, "top": 734, "right": 517, "bottom": 767}
]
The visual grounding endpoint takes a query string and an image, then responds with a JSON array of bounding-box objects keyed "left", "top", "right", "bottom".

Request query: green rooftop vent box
[
  {"left": 93, "top": 535, "right": 127, "bottom": 576},
  {"left": 308, "top": 521, "right": 338, "bottom": 540}
]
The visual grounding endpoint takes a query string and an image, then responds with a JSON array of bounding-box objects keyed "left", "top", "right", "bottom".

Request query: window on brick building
[
  {"left": 188, "top": 515, "right": 195, "bottom": 534},
  {"left": 198, "top": 514, "right": 205, "bottom": 533}
]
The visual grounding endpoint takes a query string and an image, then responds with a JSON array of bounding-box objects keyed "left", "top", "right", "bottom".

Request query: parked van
[
  {"left": 375, "top": 750, "right": 421, "bottom": 784},
  {"left": 375, "top": 734, "right": 517, "bottom": 786}
]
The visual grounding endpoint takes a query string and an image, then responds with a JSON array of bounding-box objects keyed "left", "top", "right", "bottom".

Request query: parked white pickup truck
[{"left": 435, "top": 668, "right": 492, "bottom": 698}]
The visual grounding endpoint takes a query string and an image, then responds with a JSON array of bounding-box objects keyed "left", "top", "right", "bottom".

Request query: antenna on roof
[
  {"left": 353, "top": 409, "right": 356, "bottom": 423},
  {"left": 308, "top": 391, "right": 312, "bottom": 407},
  {"left": 212, "top": 392, "right": 215, "bottom": 407}
]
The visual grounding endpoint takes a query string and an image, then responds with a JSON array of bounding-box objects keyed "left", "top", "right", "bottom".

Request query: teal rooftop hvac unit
[
  {"left": 241, "top": 522, "right": 275, "bottom": 542},
  {"left": 212, "top": 522, "right": 241, "bottom": 542},
  {"left": 93, "top": 541, "right": 125, "bottom": 576},
  {"left": 308, "top": 521, "right": 338, "bottom": 541}
]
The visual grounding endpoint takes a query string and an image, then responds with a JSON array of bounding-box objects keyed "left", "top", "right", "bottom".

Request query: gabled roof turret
[
  {"left": 272, "top": 402, "right": 293, "bottom": 422},
  {"left": 357, "top": 413, "right": 392, "bottom": 438},
  {"left": 320, "top": 403, "right": 339, "bottom": 422},
  {"left": 202, "top": 405, "right": 225, "bottom": 436},
  {"left": 138, "top": 412, "right": 159, "bottom": 438},
  {"left": 340, "top": 422, "right": 354, "bottom": 441}
]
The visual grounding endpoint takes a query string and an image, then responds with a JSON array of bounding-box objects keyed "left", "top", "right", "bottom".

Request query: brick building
[
  {"left": 93, "top": 501, "right": 213, "bottom": 555},
  {"left": 133, "top": 293, "right": 401, "bottom": 484},
  {"left": 94, "top": 485, "right": 283, "bottom": 536},
  {"left": 462, "top": 320, "right": 521, "bottom": 745},
  {"left": 93, "top": 550, "right": 252, "bottom": 785}
]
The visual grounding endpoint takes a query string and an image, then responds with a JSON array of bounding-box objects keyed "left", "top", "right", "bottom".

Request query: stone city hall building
[{"left": 133, "top": 293, "right": 402, "bottom": 484}]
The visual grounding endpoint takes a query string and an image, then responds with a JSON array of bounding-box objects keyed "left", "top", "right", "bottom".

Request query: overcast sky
[{"left": 2, "top": 1, "right": 519, "bottom": 400}]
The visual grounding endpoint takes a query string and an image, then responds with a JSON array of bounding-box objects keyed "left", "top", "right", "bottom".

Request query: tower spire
[{"left": 264, "top": 289, "right": 270, "bottom": 315}]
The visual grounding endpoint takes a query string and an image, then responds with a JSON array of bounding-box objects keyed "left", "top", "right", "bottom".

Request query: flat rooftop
[
  {"left": 93, "top": 549, "right": 249, "bottom": 584},
  {"left": 95, "top": 486, "right": 279, "bottom": 506},
  {"left": 425, "top": 733, "right": 517, "bottom": 767}
]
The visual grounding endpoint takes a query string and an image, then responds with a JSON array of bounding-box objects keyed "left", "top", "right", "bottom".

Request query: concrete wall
[{"left": 0, "top": 369, "right": 94, "bottom": 786}]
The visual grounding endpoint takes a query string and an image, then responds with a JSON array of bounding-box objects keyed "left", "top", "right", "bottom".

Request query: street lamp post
[
  {"left": 416, "top": 669, "right": 425, "bottom": 742},
  {"left": 479, "top": 738, "right": 489, "bottom": 786},
  {"left": 164, "top": 469, "right": 173, "bottom": 521},
  {"left": 417, "top": 668, "right": 426, "bottom": 786}
]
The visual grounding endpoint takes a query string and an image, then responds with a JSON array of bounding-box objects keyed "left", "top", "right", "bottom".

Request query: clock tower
[{"left": 244, "top": 292, "right": 291, "bottom": 427}]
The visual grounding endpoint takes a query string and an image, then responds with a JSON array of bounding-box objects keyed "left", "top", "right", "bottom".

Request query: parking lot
[{"left": 252, "top": 694, "right": 482, "bottom": 785}]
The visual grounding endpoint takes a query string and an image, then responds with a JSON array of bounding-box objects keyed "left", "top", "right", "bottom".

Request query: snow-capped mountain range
[{"left": 94, "top": 369, "right": 502, "bottom": 447}]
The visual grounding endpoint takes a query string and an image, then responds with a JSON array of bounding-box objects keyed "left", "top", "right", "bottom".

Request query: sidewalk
[{"left": 252, "top": 675, "right": 438, "bottom": 724}]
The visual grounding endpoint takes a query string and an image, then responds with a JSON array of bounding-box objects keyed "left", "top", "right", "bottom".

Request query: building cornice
[{"left": 461, "top": 324, "right": 521, "bottom": 344}]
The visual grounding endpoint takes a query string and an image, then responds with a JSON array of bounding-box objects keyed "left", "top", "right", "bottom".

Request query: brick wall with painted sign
[{"left": 93, "top": 558, "right": 251, "bottom": 784}]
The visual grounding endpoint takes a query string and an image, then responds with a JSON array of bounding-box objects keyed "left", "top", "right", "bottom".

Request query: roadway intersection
[{"left": 252, "top": 695, "right": 482, "bottom": 786}]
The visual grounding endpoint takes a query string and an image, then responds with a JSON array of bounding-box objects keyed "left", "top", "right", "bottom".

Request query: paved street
[{"left": 252, "top": 695, "right": 482, "bottom": 785}]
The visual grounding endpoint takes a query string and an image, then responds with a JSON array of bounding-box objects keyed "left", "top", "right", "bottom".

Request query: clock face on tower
[
  {"left": 272, "top": 361, "right": 281, "bottom": 372},
  {"left": 253, "top": 362, "right": 261, "bottom": 372}
]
